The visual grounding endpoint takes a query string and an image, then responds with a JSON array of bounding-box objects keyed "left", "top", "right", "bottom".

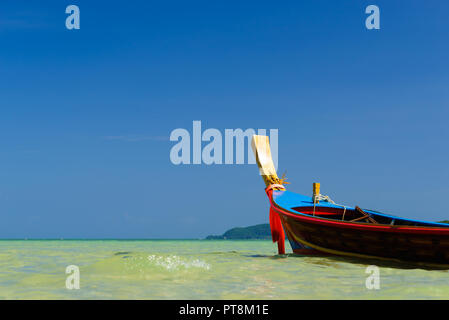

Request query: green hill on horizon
[{"left": 206, "top": 224, "right": 271, "bottom": 240}]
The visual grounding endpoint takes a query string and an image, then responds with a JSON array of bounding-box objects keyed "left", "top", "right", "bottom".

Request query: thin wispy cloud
[
  {"left": 102, "top": 135, "right": 169, "bottom": 142},
  {"left": 0, "top": 18, "right": 40, "bottom": 29},
  {"left": 0, "top": 10, "right": 50, "bottom": 30}
]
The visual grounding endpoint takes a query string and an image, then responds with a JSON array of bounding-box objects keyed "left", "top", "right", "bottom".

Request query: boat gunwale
[{"left": 268, "top": 190, "right": 449, "bottom": 235}]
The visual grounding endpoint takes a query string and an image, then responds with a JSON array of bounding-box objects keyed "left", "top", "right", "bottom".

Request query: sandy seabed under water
[{"left": 0, "top": 239, "right": 448, "bottom": 299}]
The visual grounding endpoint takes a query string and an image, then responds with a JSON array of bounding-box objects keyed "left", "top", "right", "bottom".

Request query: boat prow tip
[{"left": 251, "top": 135, "right": 285, "bottom": 189}]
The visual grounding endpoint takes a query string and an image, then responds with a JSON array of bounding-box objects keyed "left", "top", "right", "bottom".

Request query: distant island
[{"left": 206, "top": 224, "right": 271, "bottom": 240}]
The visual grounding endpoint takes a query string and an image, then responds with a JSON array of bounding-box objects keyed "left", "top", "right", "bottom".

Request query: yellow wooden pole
[
  {"left": 313, "top": 182, "right": 320, "bottom": 203},
  {"left": 312, "top": 182, "right": 320, "bottom": 216}
]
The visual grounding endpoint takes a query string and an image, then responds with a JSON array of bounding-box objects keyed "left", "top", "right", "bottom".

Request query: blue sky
[{"left": 0, "top": 0, "right": 448, "bottom": 238}]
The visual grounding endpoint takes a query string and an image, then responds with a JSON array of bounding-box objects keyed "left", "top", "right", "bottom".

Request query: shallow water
[{"left": 0, "top": 240, "right": 448, "bottom": 299}]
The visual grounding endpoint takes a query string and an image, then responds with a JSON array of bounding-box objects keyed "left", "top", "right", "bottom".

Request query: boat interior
[{"left": 292, "top": 205, "right": 449, "bottom": 228}]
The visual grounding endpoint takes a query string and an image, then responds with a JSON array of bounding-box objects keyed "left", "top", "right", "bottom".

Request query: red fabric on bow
[{"left": 269, "top": 206, "right": 285, "bottom": 254}]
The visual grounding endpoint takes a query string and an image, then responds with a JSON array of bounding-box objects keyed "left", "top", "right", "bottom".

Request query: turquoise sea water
[{"left": 0, "top": 239, "right": 448, "bottom": 299}]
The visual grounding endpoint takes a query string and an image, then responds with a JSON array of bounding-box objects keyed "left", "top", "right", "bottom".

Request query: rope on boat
[
  {"left": 313, "top": 193, "right": 347, "bottom": 220},
  {"left": 314, "top": 194, "right": 336, "bottom": 204}
]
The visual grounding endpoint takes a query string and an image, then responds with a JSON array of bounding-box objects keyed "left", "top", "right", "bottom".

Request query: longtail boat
[{"left": 251, "top": 135, "right": 449, "bottom": 268}]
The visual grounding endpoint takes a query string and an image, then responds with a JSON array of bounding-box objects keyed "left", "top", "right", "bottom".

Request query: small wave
[{"left": 147, "top": 255, "right": 211, "bottom": 271}]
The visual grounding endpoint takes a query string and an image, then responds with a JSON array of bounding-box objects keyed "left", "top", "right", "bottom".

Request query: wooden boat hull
[{"left": 268, "top": 189, "right": 449, "bottom": 267}]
